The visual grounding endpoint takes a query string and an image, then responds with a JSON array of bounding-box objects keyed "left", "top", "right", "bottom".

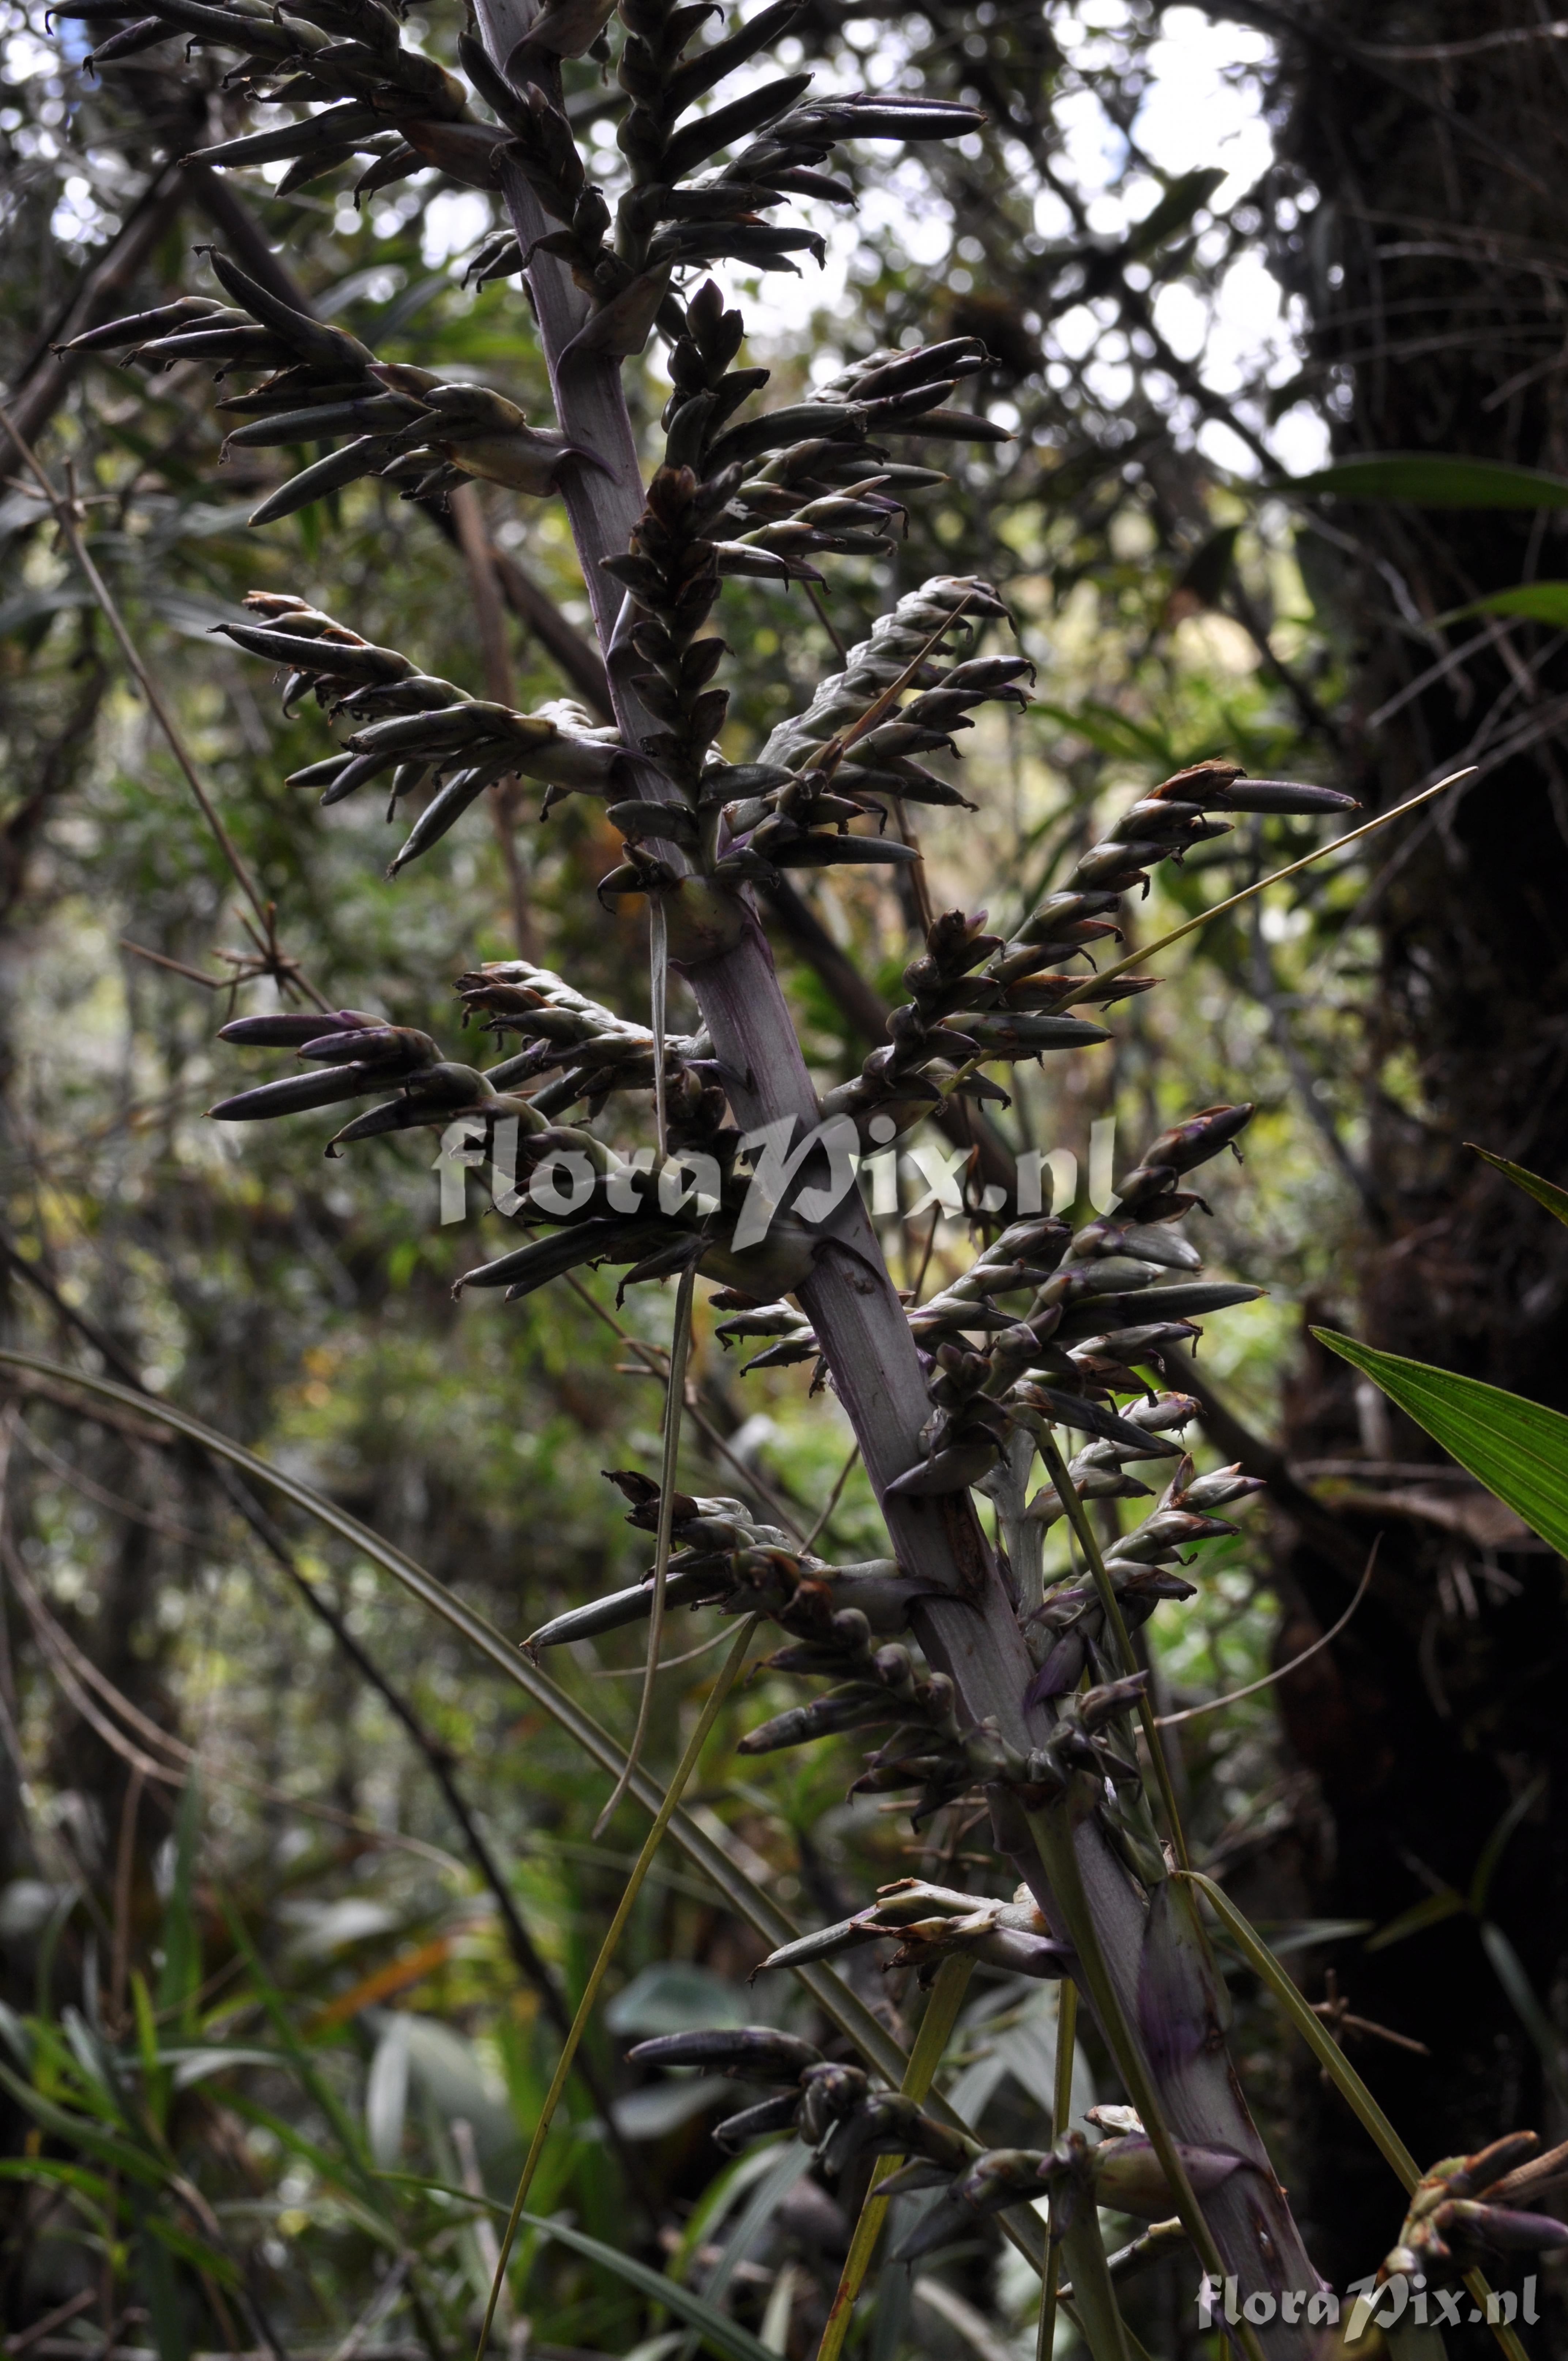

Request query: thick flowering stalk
[
  {"left": 66, "top": 0, "right": 1489, "bottom": 2336},
  {"left": 457, "top": 0, "right": 1321, "bottom": 2330}
]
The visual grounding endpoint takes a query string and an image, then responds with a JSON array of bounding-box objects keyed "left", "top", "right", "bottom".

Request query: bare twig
[
  {"left": 801, "top": 1440, "right": 861, "bottom": 1554},
  {"left": 0, "top": 394, "right": 328, "bottom": 1012}
]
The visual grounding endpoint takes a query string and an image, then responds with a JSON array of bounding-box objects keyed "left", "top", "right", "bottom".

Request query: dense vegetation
[{"left": 4, "top": 2, "right": 1568, "bottom": 2357}]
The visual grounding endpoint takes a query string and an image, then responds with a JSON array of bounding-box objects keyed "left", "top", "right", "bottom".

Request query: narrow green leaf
[
  {"left": 133, "top": 2187, "right": 189, "bottom": 2361},
  {"left": 0, "top": 2060, "right": 170, "bottom": 2190},
  {"left": 0, "top": 2156, "right": 111, "bottom": 2201},
  {"left": 1364, "top": 1889, "right": 1466, "bottom": 1954},
  {"left": 1313, "top": 1328, "right": 1568, "bottom": 1557},
  {"left": 219, "top": 1898, "right": 388, "bottom": 2221},
  {"left": 1289, "top": 454, "right": 1568, "bottom": 508},
  {"left": 1468, "top": 1144, "right": 1568, "bottom": 1230},
  {"left": 0, "top": 1352, "right": 921, "bottom": 2108},
  {"left": 382, "top": 2171, "right": 782, "bottom": 2361},
  {"left": 222, "top": 2091, "right": 401, "bottom": 2245},
  {"left": 1032, "top": 700, "right": 1176, "bottom": 765},
  {"left": 1469, "top": 1773, "right": 1546, "bottom": 1918},
  {"left": 1478, "top": 1922, "right": 1568, "bottom": 2110},
  {"left": 1442, "top": 583, "right": 1568, "bottom": 629},
  {"left": 518, "top": 2208, "right": 781, "bottom": 2361},
  {"left": 141, "top": 2209, "right": 241, "bottom": 2286},
  {"left": 1126, "top": 168, "right": 1225, "bottom": 256}
]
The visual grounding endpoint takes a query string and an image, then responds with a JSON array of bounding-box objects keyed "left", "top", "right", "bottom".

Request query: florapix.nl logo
[
  {"left": 1198, "top": 2272, "right": 1540, "bottom": 2339},
  {"left": 433, "top": 1110, "right": 1124, "bottom": 1233}
]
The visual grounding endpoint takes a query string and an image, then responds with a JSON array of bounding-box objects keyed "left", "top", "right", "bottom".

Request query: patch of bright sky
[
  {"left": 724, "top": 3, "right": 1330, "bottom": 476},
  {"left": 13, "top": 0, "right": 1328, "bottom": 476}
]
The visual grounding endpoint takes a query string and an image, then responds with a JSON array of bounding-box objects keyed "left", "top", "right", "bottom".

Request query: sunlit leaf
[
  {"left": 1443, "top": 583, "right": 1568, "bottom": 629},
  {"left": 0, "top": 2156, "right": 111, "bottom": 2200},
  {"left": 0, "top": 2061, "right": 170, "bottom": 2189},
  {"left": 1313, "top": 1328, "right": 1568, "bottom": 1556}
]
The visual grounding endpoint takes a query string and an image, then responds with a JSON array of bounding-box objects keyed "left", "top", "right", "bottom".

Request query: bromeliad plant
[{"left": 50, "top": 0, "right": 1568, "bottom": 2348}]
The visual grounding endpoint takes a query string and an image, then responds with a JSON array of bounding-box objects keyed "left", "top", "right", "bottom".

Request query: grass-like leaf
[
  {"left": 515, "top": 2208, "right": 782, "bottom": 2361},
  {"left": 1313, "top": 1329, "right": 1568, "bottom": 1558}
]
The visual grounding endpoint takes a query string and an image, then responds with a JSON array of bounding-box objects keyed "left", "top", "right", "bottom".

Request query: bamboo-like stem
[
  {"left": 815, "top": 1954, "right": 975, "bottom": 2361},
  {"left": 1039, "top": 1430, "right": 1190, "bottom": 1871},
  {"left": 1036, "top": 1979, "right": 1077, "bottom": 2361},
  {"left": 477, "top": 1615, "right": 761, "bottom": 2360}
]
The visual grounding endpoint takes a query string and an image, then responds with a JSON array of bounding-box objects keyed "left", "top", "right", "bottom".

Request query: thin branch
[
  {"left": 1054, "top": 768, "right": 1475, "bottom": 1009},
  {"left": 0, "top": 1227, "right": 653, "bottom": 2200},
  {"left": 1040, "top": 1430, "right": 1190, "bottom": 1873},
  {"left": 0, "top": 165, "right": 185, "bottom": 471},
  {"left": 1156, "top": 1545, "right": 1377, "bottom": 1729},
  {"left": 478, "top": 1616, "right": 761, "bottom": 2361},
  {"left": 1247, "top": 896, "right": 1383, "bottom": 1226},
  {"left": 593, "top": 1254, "right": 696, "bottom": 1837},
  {"left": 449, "top": 482, "right": 538, "bottom": 960},
  {"left": 801, "top": 1441, "right": 861, "bottom": 1554},
  {"left": 0, "top": 393, "right": 327, "bottom": 1009}
]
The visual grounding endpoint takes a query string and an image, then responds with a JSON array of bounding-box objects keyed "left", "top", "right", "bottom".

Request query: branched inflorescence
[
  {"left": 64, "top": 0, "right": 1568, "bottom": 2327},
  {"left": 623, "top": 2021, "right": 1244, "bottom": 2272}
]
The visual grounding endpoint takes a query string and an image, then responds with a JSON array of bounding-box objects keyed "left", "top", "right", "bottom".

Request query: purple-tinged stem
[{"left": 468, "top": 7, "right": 1323, "bottom": 2334}]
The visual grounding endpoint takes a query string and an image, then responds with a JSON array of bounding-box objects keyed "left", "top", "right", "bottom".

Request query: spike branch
[{"left": 470, "top": 0, "right": 1320, "bottom": 2331}]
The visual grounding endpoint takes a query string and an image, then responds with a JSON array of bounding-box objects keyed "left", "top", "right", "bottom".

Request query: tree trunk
[{"left": 1266, "top": 3, "right": 1568, "bottom": 2322}]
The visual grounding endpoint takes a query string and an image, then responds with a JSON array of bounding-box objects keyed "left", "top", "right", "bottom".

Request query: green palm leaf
[{"left": 1313, "top": 1329, "right": 1568, "bottom": 1556}]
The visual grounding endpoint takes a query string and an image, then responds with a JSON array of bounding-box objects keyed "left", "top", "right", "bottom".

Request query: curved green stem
[
  {"left": 1056, "top": 2208, "right": 1130, "bottom": 2361},
  {"left": 1039, "top": 1431, "right": 1189, "bottom": 1872},
  {"left": 476, "top": 1614, "right": 760, "bottom": 2361},
  {"left": 1036, "top": 1978, "right": 1077, "bottom": 2361},
  {"left": 593, "top": 1252, "right": 696, "bottom": 1836},
  {"left": 1028, "top": 1810, "right": 1268, "bottom": 2361},
  {"left": 1181, "top": 1872, "right": 1530, "bottom": 2361},
  {"left": 815, "top": 1954, "right": 975, "bottom": 2361}
]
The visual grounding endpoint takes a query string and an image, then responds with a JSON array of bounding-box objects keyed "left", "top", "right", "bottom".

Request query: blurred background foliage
[{"left": 3, "top": 0, "right": 1567, "bottom": 2355}]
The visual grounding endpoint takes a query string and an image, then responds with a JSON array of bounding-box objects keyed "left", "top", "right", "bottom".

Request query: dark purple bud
[
  {"left": 1137, "top": 1103, "right": 1254, "bottom": 1177},
  {"left": 208, "top": 1066, "right": 378, "bottom": 1121},
  {"left": 297, "top": 1025, "right": 440, "bottom": 1070},
  {"left": 218, "top": 1009, "right": 373, "bottom": 1047},
  {"left": 1436, "top": 2199, "right": 1568, "bottom": 2253},
  {"left": 713, "top": 2094, "right": 804, "bottom": 2151},
  {"left": 626, "top": 2027, "right": 823, "bottom": 2080}
]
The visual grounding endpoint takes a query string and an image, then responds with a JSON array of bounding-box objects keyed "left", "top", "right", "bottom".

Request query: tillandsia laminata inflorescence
[{"left": 60, "top": 0, "right": 1568, "bottom": 2345}]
